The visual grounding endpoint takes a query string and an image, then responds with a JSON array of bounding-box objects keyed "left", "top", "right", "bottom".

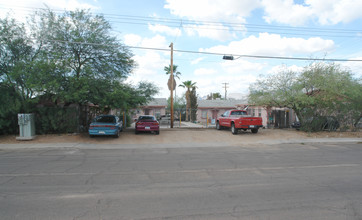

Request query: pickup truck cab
[{"left": 216, "top": 110, "right": 263, "bottom": 134}]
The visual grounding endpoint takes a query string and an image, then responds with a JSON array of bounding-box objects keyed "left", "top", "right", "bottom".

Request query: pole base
[{"left": 16, "top": 136, "right": 36, "bottom": 141}]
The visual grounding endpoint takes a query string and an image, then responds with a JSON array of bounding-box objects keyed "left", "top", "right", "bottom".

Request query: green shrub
[{"left": 34, "top": 107, "right": 79, "bottom": 134}]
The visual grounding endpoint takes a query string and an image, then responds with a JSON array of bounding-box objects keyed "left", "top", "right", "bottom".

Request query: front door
[{"left": 212, "top": 110, "right": 218, "bottom": 119}]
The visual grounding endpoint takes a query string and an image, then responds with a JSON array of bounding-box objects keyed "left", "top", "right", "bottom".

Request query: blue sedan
[{"left": 89, "top": 115, "right": 123, "bottom": 138}]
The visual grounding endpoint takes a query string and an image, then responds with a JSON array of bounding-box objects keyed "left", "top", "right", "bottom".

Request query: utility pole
[
  {"left": 170, "top": 43, "right": 174, "bottom": 128},
  {"left": 222, "top": 82, "right": 229, "bottom": 100}
]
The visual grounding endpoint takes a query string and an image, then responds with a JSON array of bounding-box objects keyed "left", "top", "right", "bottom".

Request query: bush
[
  {"left": 34, "top": 107, "right": 79, "bottom": 134},
  {"left": 301, "top": 116, "right": 340, "bottom": 132},
  {"left": 0, "top": 84, "right": 22, "bottom": 134}
]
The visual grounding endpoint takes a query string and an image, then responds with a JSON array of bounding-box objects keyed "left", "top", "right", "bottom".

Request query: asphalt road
[{"left": 0, "top": 142, "right": 361, "bottom": 220}]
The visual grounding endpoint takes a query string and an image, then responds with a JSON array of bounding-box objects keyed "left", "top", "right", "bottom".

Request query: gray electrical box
[{"left": 17, "top": 113, "right": 36, "bottom": 140}]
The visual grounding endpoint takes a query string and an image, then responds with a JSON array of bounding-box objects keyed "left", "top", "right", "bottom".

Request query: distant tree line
[{"left": 0, "top": 9, "right": 158, "bottom": 134}]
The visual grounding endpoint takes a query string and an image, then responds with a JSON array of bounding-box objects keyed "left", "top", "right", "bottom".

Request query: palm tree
[
  {"left": 164, "top": 65, "right": 181, "bottom": 79},
  {"left": 165, "top": 65, "right": 181, "bottom": 108},
  {"left": 179, "top": 80, "right": 197, "bottom": 121}
]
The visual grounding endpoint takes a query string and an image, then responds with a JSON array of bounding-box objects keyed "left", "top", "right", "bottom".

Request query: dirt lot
[{"left": 1, "top": 128, "right": 361, "bottom": 145}]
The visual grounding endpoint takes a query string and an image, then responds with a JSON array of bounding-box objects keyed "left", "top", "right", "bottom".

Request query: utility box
[{"left": 16, "top": 113, "right": 36, "bottom": 140}]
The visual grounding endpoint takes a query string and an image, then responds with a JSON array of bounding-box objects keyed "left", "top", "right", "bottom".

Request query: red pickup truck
[{"left": 216, "top": 110, "right": 263, "bottom": 134}]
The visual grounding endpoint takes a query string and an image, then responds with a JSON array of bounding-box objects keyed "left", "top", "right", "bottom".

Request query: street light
[
  {"left": 222, "top": 55, "right": 241, "bottom": 60},
  {"left": 222, "top": 55, "right": 234, "bottom": 60}
]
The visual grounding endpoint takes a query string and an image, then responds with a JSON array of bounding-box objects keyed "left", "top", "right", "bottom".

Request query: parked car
[
  {"left": 158, "top": 114, "right": 179, "bottom": 121},
  {"left": 89, "top": 115, "right": 123, "bottom": 138},
  {"left": 135, "top": 115, "right": 160, "bottom": 135},
  {"left": 291, "top": 121, "right": 301, "bottom": 130}
]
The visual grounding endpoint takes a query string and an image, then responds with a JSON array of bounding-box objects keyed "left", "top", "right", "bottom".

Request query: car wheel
[
  {"left": 114, "top": 130, "right": 120, "bottom": 138},
  {"left": 156, "top": 130, "right": 160, "bottom": 135},
  {"left": 89, "top": 135, "right": 94, "bottom": 138},
  {"left": 251, "top": 128, "right": 258, "bottom": 133},
  {"left": 231, "top": 123, "right": 238, "bottom": 135},
  {"left": 216, "top": 121, "right": 221, "bottom": 130}
]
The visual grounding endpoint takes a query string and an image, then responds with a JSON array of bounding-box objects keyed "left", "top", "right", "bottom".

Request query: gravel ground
[{"left": 1, "top": 128, "right": 360, "bottom": 145}]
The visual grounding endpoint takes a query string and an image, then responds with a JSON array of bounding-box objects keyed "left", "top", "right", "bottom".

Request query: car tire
[
  {"left": 251, "top": 128, "right": 258, "bottom": 133},
  {"left": 114, "top": 130, "right": 120, "bottom": 138},
  {"left": 156, "top": 130, "right": 160, "bottom": 135},
  {"left": 89, "top": 135, "right": 94, "bottom": 138},
  {"left": 216, "top": 121, "right": 221, "bottom": 130},
  {"left": 231, "top": 123, "right": 238, "bottom": 135}
]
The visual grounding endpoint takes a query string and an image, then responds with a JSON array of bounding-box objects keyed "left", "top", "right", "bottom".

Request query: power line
[
  {"left": 108, "top": 20, "right": 360, "bottom": 38},
  {"left": 1, "top": 5, "right": 362, "bottom": 38},
  {"left": 173, "top": 20, "right": 183, "bottom": 43},
  {"left": 171, "top": 48, "right": 362, "bottom": 62},
  {"left": 37, "top": 38, "right": 362, "bottom": 62}
]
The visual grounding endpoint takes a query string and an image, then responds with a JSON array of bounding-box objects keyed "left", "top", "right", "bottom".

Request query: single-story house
[
  {"left": 197, "top": 99, "right": 297, "bottom": 128},
  {"left": 197, "top": 99, "right": 247, "bottom": 124},
  {"left": 133, "top": 98, "right": 297, "bottom": 128},
  {"left": 132, "top": 98, "right": 167, "bottom": 120}
]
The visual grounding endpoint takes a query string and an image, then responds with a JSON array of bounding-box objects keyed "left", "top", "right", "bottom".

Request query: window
[
  {"left": 95, "top": 116, "right": 116, "bottom": 123},
  {"left": 138, "top": 116, "right": 156, "bottom": 120},
  {"left": 258, "top": 108, "right": 262, "bottom": 117},
  {"left": 202, "top": 110, "right": 208, "bottom": 118},
  {"left": 223, "top": 111, "right": 230, "bottom": 117},
  {"left": 252, "top": 109, "right": 255, "bottom": 117},
  {"left": 155, "top": 109, "right": 161, "bottom": 119},
  {"left": 231, "top": 111, "right": 247, "bottom": 116}
]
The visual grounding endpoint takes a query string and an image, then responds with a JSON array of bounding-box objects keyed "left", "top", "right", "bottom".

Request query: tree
[
  {"left": 0, "top": 83, "right": 22, "bottom": 134},
  {"left": 190, "top": 87, "right": 198, "bottom": 122},
  {"left": 248, "top": 63, "right": 361, "bottom": 131},
  {"left": 31, "top": 8, "right": 136, "bottom": 105},
  {"left": 167, "top": 95, "right": 186, "bottom": 120},
  {"left": 165, "top": 64, "right": 181, "bottom": 104},
  {"left": 0, "top": 17, "right": 40, "bottom": 109},
  {"left": 0, "top": 11, "right": 159, "bottom": 134},
  {"left": 248, "top": 68, "right": 304, "bottom": 120},
  {"left": 179, "top": 80, "right": 197, "bottom": 121},
  {"left": 164, "top": 64, "right": 181, "bottom": 79},
  {"left": 298, "top": 63, "right": 361, "bottom": 130},
  {"left": 207, "top": 92, "right": 222, "bottom": 100}
]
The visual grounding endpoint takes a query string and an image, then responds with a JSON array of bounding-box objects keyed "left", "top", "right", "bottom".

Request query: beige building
[{"left": 132, "top": 98, "right": 167, "bottom": 120}]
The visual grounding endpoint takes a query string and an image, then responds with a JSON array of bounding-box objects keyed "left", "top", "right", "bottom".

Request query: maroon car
[{"left": 135, "top": 115, "right": 160, "bottom": 135}]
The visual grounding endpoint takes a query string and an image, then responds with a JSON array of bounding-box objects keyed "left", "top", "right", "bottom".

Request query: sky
[{"left": 1, "top": 0, "right": 362, "bottom": 100}]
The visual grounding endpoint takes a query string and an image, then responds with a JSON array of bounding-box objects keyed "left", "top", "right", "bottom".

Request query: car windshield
[
  {"left": 95, "top": 116, "right": 116, "bottom": 123},
  {"left": 230, "top": 111, "right": 246, "bottom": 115},
  {"left": 139, "top": 116, "right": 155, "bottom": 121}
]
